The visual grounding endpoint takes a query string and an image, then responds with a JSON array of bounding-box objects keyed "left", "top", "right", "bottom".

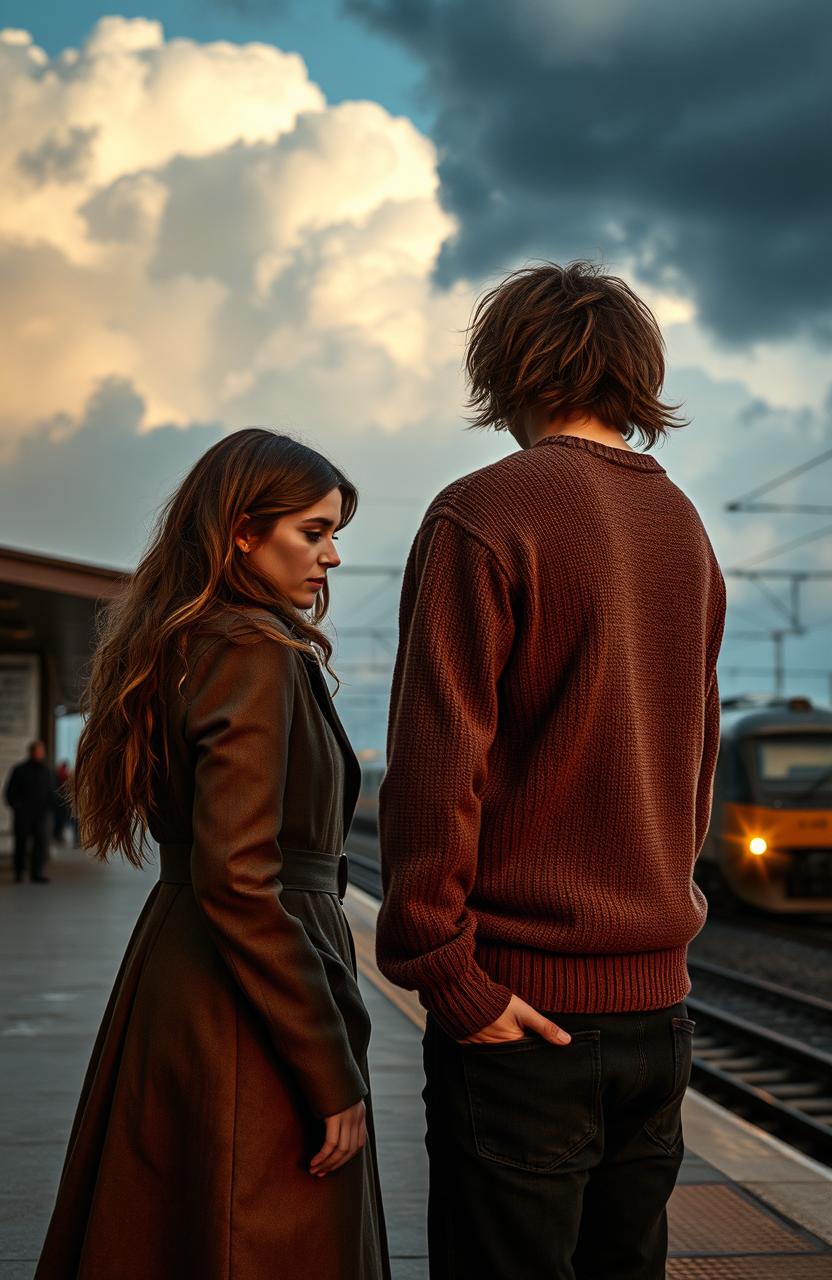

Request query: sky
[{"left": 1, "top": 1, "right": 831, "bottom": 749}]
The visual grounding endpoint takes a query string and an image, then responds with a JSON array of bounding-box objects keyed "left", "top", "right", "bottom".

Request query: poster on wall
[{"left": 0, "top": 654, "right": 41, "bottom": 843}]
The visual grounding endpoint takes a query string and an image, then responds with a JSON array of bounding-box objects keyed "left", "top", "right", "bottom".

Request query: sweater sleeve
[
  {"left": 186, "top": 633, "right": 367, "bottom": 1119},
  {"left": 694, "top": 565, "right": 727, "bottom": 857},
  {"left": 376, "top": 515, "right": 515, "bottom": 1039}
]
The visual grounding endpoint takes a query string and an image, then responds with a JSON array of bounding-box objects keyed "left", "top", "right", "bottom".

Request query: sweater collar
[{"left": 531, "top": 434, "right": 666, "bottom": 473}]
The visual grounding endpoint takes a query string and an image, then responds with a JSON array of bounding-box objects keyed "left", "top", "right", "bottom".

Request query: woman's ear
[{"left": 233, "top": 515, "right": 254, "bottom": 554}]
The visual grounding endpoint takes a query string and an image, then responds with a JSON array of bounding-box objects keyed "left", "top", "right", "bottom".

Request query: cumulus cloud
[
  {"left": 0, "top": 21, "right": 324, "bottom": 256},
  {"left": 3, "top": 11, "right": 831, "bottom": 741},
  {"left": 17, "top": 125, "right": 98, "bottom": 186},
  {"left": 2, "top": 14, "right": 831, "bottom": 662},
  {"left": 0, "top": 379, "right": 224, "bottom": 565},
  {"left": 2, "top": 11, "right": 828, "bottom": 466},
  {"left": 348, "top": 0, "right": 832, "bottom": 347},
  {"left": 0, "top": 375, "right": 517, "bottom": 571},
  {"left": 0, "top": 17, "right": 471, "bottom": 451}
]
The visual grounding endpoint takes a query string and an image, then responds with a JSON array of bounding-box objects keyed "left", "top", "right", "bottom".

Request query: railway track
[
  {"left": 344, "top": 834, "right": 832, "bottom": 1165},
  {"left": 736, "top": 915, "right": 832, "bottom": 955},
  {"left": 686, "top": 960, "right": 832, "bottom": 1164},
  {"left": 345, "top": 847, "right": 383, "bottom": 898},
  {"left": 345, "top": 824, "right": 383, "bottom": 897}
]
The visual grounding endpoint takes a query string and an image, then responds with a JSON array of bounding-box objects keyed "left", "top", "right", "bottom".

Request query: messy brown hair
[
  {"left": 74, "top": 428, "right": 357, "bottom": 866},
  {"left": 465, "top": 260, "right": 686, "bottom": 448}
]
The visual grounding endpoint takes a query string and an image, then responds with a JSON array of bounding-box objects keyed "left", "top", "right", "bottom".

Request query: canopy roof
[{"left": 0, "top": 545, "right": 127, "bottom": 712}]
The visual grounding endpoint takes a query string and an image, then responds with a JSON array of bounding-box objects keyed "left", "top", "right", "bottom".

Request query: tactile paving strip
[
  {"left": 668, "top": 1260, "right": 832, "bottom": 1278},
  {"left": 668, "top": 1184, "right": 817, "bottom": 1255}
]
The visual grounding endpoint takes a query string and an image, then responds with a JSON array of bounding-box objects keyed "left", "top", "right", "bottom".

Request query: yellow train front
[{"left": 698, "top": 695, "right": 832, "bottom": 912}]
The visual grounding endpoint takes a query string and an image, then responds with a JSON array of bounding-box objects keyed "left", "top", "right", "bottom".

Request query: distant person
[
  {"left": 66, "top": 763, "right": 81, "bottom": 847},
  {"left": 36, "top": 430, "right": 390, "bottom": 1280},
  {"left": 53, "top": 760, "right": 72, "bottom": 844},
  {"left": 377, "top": 262, "right": 727, "bottom": 1279},
  {"left": 4, "top": 740, "right": 54, "bottom": 883}
]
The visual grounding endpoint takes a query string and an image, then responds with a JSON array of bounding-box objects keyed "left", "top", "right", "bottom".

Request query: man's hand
[{"left": 457, "top": 994, "right": 571, "bottom": 1046}]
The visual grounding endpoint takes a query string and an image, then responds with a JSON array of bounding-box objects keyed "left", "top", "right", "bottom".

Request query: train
[
  {"left": 697, "top": 694, "right": 832, "bottom": 912},
  {"left": 353, "top": 694, "right": 832, "bottom": 914}
]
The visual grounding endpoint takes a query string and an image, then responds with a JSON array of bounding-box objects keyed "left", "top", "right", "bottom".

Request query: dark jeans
[
  {"left": 422, "top": 1002, "right": 693, "bottom": 1280},
  {"left": 13, "top": 813, "right": 49, "bottom": 880}
]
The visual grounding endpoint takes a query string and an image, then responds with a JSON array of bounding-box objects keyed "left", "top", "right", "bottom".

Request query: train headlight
[{"left": 748, "top": 836, "right": 768, "bottom": 856}]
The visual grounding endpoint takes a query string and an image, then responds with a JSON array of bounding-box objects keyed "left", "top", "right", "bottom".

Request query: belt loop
[{"left": 338, "top": 854, "right": 349, "bottom": 902}]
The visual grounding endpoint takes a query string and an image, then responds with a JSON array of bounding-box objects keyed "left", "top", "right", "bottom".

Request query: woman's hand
[
  {"left": 457, "top": 993, "right": 572, "bottom": 1046},
  {"left": 309, "top": 1098, "right": 367, "bottom": 1177}
]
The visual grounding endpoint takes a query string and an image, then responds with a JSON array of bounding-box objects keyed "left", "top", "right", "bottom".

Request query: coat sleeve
[
  {"left": 185, "top": 631, "right": 367, "bottom": 1119},
  {"left": 376, "top": 515, "right": 515, "bottom": 1040}
]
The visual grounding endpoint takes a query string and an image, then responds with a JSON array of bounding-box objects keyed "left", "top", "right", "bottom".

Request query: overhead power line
[
  {"left": 726, "top": 443, "right": 832, "bottom": 514},
  {"left": 725, "top": 444, "right": 832, "bottom": 693},
  {"left": 728, "top": 522, "right": 832, "bottom": 569}
]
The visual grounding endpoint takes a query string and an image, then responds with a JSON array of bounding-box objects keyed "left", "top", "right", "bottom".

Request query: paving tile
[
  {"left": 0, "top": 1142, "right": 63, "bottom": 1261},
  {"left": 390, "top": 1259, "right": 428, "bottom": 1280},
  {"left": 743, "top": 1182, "right": 832, "bottom": 1248},
  {"left": 668, "top": 1183, "right": 817, "bottom": 1255},
  {"left": 0, "top": 1261, "right": 40, "bottom": 1279},
  {"left": 668, "top": 1260, "right": 832, "bottom": 1278},
  {"left": 676, "top": 1154, "right": 728, "bottom": 1185}
]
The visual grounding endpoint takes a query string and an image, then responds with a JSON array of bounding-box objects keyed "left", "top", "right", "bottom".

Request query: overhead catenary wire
[{"left": 726, "top": 443, "right": 832, "bottom": 512}]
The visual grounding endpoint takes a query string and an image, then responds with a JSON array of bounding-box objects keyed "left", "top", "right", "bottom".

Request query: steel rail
[{"left": 685, "top": 962, "right": 832, "bottom": 1164}]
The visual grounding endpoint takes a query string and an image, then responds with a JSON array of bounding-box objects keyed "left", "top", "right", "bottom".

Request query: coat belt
[{"left": 158, "top": 842, "right": 350, "bottom": 901}]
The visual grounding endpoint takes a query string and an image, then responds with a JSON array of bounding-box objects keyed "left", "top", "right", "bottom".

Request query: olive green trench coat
[{"left": 36, "top": 608, "right": 391, "bottom": 1279}]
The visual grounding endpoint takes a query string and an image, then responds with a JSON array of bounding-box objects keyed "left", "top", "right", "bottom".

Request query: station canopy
[{"left": 0, "top": 545, "right": 127, "bottom": 713}]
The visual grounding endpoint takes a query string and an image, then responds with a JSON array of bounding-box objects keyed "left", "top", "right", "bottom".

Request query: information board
[{"left": 0, "top": 654, "right": 41, "bottom": 843}]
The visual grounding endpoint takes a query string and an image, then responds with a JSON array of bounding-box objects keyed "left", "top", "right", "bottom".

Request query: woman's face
[{"left": 237, "top": 487, "right": 343, "bottom": 609}]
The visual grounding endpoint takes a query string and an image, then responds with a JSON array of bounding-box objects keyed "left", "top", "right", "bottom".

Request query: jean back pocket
[
  {"left": 643, "top": 1016, "right": 695, "bottom": 1155},
  {"left": 461, "top": 1029, "right": 602, "bottom": 1174}
]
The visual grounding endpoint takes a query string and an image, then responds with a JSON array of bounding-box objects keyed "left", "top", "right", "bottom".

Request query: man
[
  {"left": 4, "top": 740, "right": 55, "bottom": 883},
  {"left": 376, "top": 261, "right": 726, "bottom": 1279}
]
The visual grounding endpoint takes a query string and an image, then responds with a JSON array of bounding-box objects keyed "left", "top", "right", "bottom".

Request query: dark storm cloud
[{"left": 347, "top": 0, "right": 832, "bottom": 346}]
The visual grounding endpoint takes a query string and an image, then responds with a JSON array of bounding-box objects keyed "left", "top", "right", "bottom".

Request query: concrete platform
[{"left": 2, "top": 845, "right": 831, "bottom": 1278}]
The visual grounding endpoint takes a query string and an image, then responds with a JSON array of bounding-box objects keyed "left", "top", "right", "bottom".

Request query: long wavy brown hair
[{"left": 74, "top": 429, "right": 358, "bottom": 867}]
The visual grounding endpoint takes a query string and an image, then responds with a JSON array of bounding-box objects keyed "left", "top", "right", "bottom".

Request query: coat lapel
[{"left": 298, "top": 653, "right": 362, "bottom": 837}]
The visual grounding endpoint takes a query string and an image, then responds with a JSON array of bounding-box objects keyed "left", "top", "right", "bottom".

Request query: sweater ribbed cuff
[{"left": 419, "top": 966, "right": 514, "bottom": 1041}]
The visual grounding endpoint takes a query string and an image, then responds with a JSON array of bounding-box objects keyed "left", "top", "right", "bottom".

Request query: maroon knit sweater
[{"left": 375, "top": 434, "right": 726, "bottom": 1039}]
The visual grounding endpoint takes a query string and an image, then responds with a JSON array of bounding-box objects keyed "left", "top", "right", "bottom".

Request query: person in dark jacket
[{"left": 4, "top": 740, "right": 55, "bottom": 883}]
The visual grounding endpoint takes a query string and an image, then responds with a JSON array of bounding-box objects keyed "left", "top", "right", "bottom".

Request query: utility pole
[{"left": 726, "top": 444, "right": 832, "bottom": 695}]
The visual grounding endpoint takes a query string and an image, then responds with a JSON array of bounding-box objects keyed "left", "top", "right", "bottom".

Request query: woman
[{"left": 36, "top": 430, "right": 391, "bottom": 1279}]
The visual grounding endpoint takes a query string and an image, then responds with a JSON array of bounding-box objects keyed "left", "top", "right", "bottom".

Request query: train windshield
[{"left": 753, "top": 736, "right": 832, "bottom": 801}]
